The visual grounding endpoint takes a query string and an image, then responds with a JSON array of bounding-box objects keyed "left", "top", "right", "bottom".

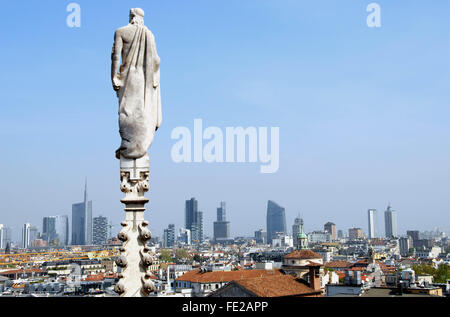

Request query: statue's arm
[{"left": 111, "top": 31, "right": 123, "bottom": 90}]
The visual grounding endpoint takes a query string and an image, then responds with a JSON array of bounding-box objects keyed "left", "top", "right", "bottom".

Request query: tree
[
  {"left": 175, "top": 249, "right": 189, "bottom": 262},
  {"left": 435, "top": 264, "right": 450, "bottom": 283},
  {"left": 159, "top": 249, "right": 173, "bottom": 263}
]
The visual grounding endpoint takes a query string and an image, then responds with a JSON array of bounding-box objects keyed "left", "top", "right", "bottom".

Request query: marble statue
[
  {"left": 112, "top": 8, "right": 162, "bottom": 160},
  {"left": 112, "top": 8, "right": 159, "bottom": 297}
]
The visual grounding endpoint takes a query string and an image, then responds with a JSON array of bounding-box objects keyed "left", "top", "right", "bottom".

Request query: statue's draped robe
[{"left": 117, "top": 25, "right": 161, "bottom": 159}]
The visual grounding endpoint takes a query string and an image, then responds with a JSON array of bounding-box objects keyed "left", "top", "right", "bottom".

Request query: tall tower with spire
[{"left": 71, "top": 178, "right": 93, "bottom": 245}]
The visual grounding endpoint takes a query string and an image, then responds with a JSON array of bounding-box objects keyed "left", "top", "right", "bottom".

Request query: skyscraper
[
  {"left": 349, "top": 228, "right": 363, "bottom": 240},
  {"left": 384, "top": 204, "right": 398, "bottom": 238},
  {"left": 55, "top": 215, "right": 69, "bottom": 246},
  {"left": 30, "top": 226, "right": 39, "bottom": 244},
  {"left": 178, "top": 228, "right": 191, "bottom": 245},
  {"left": 185, "top": 198, "right": 203, "bottom": 244},
  {"left": 292, "top": 216, "right": 302, "bottom": 248},
  {"left": 324, "top": 222, "right": 337, "bottom": 241},
  {"left": 22, "top": 223, "right": 31, "bottom": 248},
  {"left": 93, "top": 216, "right": 108, "bottom": 245},
  {"left": 163, "top": 224, "right": 176, "bottom": 248},
  {"left": 213, "top": 202, "right": 230, "bottom": 242},
  {"left": 42, "top": 216, "right": 57, "bottom": 244},
  {"left": 254, "top": 229, "right": 267, "bottom": 244},
  {"left": 266, "top": 200, "right": 286, "bottom": 244},
  {"left": 72, "top": 180, "right": 93, "bottom": 245},
  {"left": 0, "top": 225, "right": 5, "bottom": 249},
  {"left": 368, "top": 209, "right": 378, "bottom": 239}
]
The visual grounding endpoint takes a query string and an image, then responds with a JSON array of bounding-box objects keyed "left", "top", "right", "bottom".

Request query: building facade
[
  {"left": 93, "top": 216, "right": 108, "bottom": 245},
  {"left": 163, "top": 224, "right": 176, "bottom": 248},
  {"left": 72, "top": 181, "right": 93, "bottom": 245},
  {"left": 348, "top": 228, "right": 363, "bottom": 240},
  {"left": 384, "top": 204, "right": 398, "bottom": 238},
  {"left": 367, "top": 209, "right": 378, "bottom": 239},
  {"left": 213, "top": 202, "right": 230, "bottom": 242},
  {"left": 55, "top": 215, "right": 69, "bottom": 246},
  {"left": 42, "top": 217, "right": 57, "bottom": 244},
  {"left": 185, "top": 198, "right": 203, "bottom": 244},
  {"left": 254, "top": 229, "right": 267, "bottom": 244},
  {"left": 324, "top": 222, "right": 337, "bottom": 241},
  {"left": 22, "top": 223, "right": 31, "bottom": 249},
  {"left": 266, "top": 200, "right": 286, "bottom": 244}
]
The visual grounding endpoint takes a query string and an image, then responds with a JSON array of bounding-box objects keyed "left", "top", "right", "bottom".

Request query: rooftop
[
  {"left": 284, "top": 249, "right": 322, "bottom": 260},
  {"left": 233, "top": 274, "right": 321, "bottom": 297},
  {"left": 176, "top": 269, "right": 283, "bottom": 283}
]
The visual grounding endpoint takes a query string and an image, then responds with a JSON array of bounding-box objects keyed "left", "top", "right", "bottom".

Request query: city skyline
[
  {"left": 1, "top": 196, "right": 448, "bottom": 244},
  {"left": 1, "top": 1, "right": 449, "bottom": 240}
]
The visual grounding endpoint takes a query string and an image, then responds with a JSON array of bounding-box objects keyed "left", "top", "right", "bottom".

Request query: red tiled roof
[
  {"left": 177, "top": 269, "right": 283, "bottom": 283},
  {"left": 284, "top": 250, "right": 322, "bottom": 260},
  {"left": 0, "top": 268, "right": 45, "bottom": 275},
  {"left": 234, "top": 275, "right": 322, "bottom": 297},
  {"left": 325, "top": 261, "right": 352, "bottom": 269}
]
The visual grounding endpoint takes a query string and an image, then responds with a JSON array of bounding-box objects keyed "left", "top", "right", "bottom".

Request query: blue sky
[{"left": 0, "top": 1, "right": 449, "bottom": 241}]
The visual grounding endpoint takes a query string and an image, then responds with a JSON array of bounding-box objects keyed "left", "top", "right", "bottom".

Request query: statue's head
[{"left": 129, "top": 8, "right": 145, "bottom": 25}]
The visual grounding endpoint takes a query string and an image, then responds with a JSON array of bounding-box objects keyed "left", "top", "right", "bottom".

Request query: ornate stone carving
[{"left": 115, "top": 154, "right": 155, "bottom": 297}]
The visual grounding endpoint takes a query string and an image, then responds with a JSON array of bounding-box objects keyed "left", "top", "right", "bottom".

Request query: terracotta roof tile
[
  {"left": 284, "top": 250, "right": 322, "bottom": 260},
  {"left": 234, "top": 275, "right": 322, "bottom": 297},
  {"left": 325, "top": 261, "right": 352, "bottom": 268},
  {"left": 177, "top": 269, "right": 283, "bottom": 283}
]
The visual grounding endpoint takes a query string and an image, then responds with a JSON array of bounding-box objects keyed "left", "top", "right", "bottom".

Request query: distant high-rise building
[
  {"left": 348, "top": 228, "right": 363, "bottom": 240},
  {"left": 0, "top": 225, "right": 11, "bottom": 249},
  {"left": 308, "top": 231, "right": 332, "bottom": 244},
  {"left": 93, "top": 216, "right": 108, "bottom": 245},
  {"left": 55, "top": 215, "right": 69, "bottom": 246},
  {"left": 292, "top": 216, "right": 302, "bottom": 248},
  {"left": 266, "top": 200, "right": 286, "bottom": 244},
  {"left": 324, "top": 222, "right": 337, "bottom": 240},
  {"left": 254, "top": 229, "right": 267, "bottom": 244},
  {"left": 407, "top": 230, "right": 420, "bottom": 247},
  {"left": 0, "top": 225, "right": 5, "bottom": 249},
  {"left": 163, "top": 224, "right": 176, "bottom": 248},
  {"left": 178, "top": 228, "right": 191, "bottom": 245},
  {"left": 399, "top": 236, "right": 413, "bottom": 257},
  {"left": 367, "top": 209, "right": 378, "bottom": 239},
  {"left": 337, "top": 230, "right": 344, "bottom": 239},
  {"left": 384, "top": 204, "right": 397, "bottom": 238},
  {"left": 185, "top": 198, "right": 203, "bottom": 244},
  {"left": 22, "top": 223, "right": 31, "bottom": 248},
  {"left": 42, "top": 216, "right": 57, "bottom": 244},
  {"left": 30, "top": 226, "right": 39, "bottom": 244},
  {"left": 214, "top": 202, "right": 230, "bottom": 242},
  {"left": 72, "top": 180, "right": 93, "bottom": 245}
]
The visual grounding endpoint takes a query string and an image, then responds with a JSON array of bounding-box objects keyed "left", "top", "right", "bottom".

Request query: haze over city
[{"left": 1, "top": 1, "right": 449, "bottom": 241}]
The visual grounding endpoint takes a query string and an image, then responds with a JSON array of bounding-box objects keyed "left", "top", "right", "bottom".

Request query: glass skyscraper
[
  {"left": 266, "top": 200, "right": 286, "bottom": 244},
  {"left": 214, "top": 202, "right": 230, "bottom": 242},
  {"left": 43, "top": 216, "right": 57, "bottom": 243},
  {"left": 368, "top": 209, "right": 378, "bottom": 239},
  {"left": 384, "top": 204, "right": 398, "bottom": 238},
  {"left": 185, "top": 198, "right": 203, "bottom": 244},
  {"left": 72, "top": 180, "right": 93, "bottom": 245},
  {"left": 55, "top": 215, "right": 69, "bottom": 246}
]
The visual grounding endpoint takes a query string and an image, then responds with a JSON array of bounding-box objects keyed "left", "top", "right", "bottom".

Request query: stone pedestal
[{"left": 114, "top": 154, "right": 156, "bottom": 297}]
